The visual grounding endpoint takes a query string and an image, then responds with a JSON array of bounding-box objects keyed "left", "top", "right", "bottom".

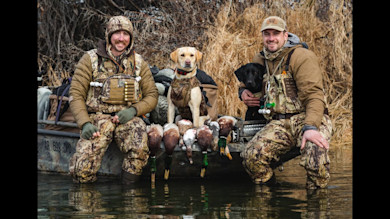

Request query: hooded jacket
[
  {"left": 69, "top": 16, "right": 158, "bottom": 128},
  {"left": 251, "top": 43, "right": 326, "bottom": 128}
]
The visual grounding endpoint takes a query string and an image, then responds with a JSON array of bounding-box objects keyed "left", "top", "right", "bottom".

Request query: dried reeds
[{"left": 201, "top": 0, "right": 352, "bottom": 147}]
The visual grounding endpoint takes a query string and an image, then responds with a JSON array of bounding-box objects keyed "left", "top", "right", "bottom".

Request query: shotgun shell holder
[{"left": 99, "top": 74, "right": 141, "bottom": 105}]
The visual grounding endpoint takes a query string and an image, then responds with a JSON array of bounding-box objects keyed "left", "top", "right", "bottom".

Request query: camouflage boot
[{"left": 121, "top": 170, "right": 141, "bottom": 185}]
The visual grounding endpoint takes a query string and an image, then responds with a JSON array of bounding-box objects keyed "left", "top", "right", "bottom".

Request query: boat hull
[{"left": 37, "top": 128, "right": 248, "bottom": 179}]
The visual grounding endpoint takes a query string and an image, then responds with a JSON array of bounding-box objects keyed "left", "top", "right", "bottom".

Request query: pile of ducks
[{"left": 146, "top": 116, "right": 237, "bottom": 182}]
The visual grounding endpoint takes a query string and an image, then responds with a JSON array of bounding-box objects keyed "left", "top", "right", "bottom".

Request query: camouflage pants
[
  {"left": 69, "top": 114, "right": 149, "bottom": 183},
  {"left": 241, "top": 113, "right": 332, "bottom": 189}
]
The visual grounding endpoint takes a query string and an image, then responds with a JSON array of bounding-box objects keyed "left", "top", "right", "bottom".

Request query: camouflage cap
[
  {"left": 105, "top": 16, "right": 134, "bottom": 38},
  {"left": 105, "top": 16, "right": 134, "bottom": 55},
  {"left": 260, "top": 16, "right": 287, "bottom": 32}
]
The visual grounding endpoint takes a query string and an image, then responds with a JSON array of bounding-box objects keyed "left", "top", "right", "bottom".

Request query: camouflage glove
[
  {"left": 117, "top": 107, "right": 137, "bottom": 124},
  {"left": 81, "top": 122, "right": 99, "bottom": 139}
]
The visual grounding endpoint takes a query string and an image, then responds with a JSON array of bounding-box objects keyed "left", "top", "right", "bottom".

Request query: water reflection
[{"left": 38, "top": 146, "right": 352, "bottom": 218}]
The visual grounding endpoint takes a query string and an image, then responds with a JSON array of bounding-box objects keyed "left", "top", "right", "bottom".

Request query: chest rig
[
  {"left": 85, "top": 49, "right": 143, "bottom": 113},
  {"left": 170, "top": 75, "right": 208, "bottom": 120},
  {"left": 262, "top": 46, "right": 304, "bottom": 120}
]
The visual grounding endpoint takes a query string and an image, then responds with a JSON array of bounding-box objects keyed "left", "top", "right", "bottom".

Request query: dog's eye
[
  {"left": 180, "top": 54, "right": 185, "bottom": 57},
  {"left": 190, "top": 54, "right": 194, "bottom": 57}
]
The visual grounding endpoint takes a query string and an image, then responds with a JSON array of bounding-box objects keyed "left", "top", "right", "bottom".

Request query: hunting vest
[
  {"left": 85, "top": 49, "right": 143, "bottom": 114},
  {"left": 170, "top": 75, "right": 208, "bottom": 120},
  {"left": 263, "top": 46, "right": 304, "bottom": 120}
]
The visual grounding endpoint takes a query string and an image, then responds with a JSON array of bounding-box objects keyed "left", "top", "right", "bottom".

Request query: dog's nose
[{"left": 185, "top": 60, "right": 191, "bottom": 66}]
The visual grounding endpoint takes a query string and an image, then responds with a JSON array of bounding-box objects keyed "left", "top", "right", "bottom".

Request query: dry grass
[
  {"left": 38, "top": 54, "right": 72, "bottom": 87},
  {"left": 201, "top": 0, "right": 352, "bottom": 147}
]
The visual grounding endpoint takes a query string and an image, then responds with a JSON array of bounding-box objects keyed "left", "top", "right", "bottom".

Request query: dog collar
[{"left": 176, "top": 68, "right": 193, "bottom": 75}]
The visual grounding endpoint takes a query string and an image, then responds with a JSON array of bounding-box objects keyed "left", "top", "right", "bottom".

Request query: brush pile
[
  {"left": 37, "top": 0, "right": 222, "bottom": 86},
  {"left": 38, "top": 0, "right": 352, "bottom": 147}
]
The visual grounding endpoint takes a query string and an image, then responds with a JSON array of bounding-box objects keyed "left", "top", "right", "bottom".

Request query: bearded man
[
  {"left": 240, "top": 16, "right": 332, "bottom": 189},
  {"left": 68, "top": 16, "right": 158, "bottom": 184}
]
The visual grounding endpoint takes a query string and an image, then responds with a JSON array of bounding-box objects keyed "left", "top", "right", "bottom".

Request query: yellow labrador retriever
[{"left": 167, "top": 47, "right": 209, "bottom": 127}]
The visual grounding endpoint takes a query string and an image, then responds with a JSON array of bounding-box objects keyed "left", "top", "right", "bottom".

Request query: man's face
[
  {"left": 262, "top": 29, "right": 288, "bottom": 52},
  {"left": 110, "top": 30, "right": 130, "bottom": 56}
]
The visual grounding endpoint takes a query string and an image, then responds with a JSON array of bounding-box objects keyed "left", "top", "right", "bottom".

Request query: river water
[{"left": 37, "top": 146, "right": 352, "bottom": 218}]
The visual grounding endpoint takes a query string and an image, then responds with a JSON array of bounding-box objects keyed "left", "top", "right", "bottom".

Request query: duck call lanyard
[
  {"left": 109, "top": 50, "right": 136, "bottom": 75},
  {"left": 263, "top": 56, "right": 285, "bottom": 112}
]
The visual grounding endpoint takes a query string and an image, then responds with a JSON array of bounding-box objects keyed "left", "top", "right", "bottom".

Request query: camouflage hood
[{"left": 105, "top": 16, "right": 135, "bottom": 58}]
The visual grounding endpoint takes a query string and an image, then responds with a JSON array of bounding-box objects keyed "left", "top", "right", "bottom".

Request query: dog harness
[{"left": 170, "top": 76, "right": 208, "bottom": 120}]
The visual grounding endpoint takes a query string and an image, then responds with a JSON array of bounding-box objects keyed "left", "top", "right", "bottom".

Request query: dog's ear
[
  {"left": 195, "top": 50, "right": 203, "bottom": 63},
  {"left": 234, "top": 65, "right": 246, "bottom": 82},
  {"left": 170, "top": 49, "right": 179, "bottom": 63}
]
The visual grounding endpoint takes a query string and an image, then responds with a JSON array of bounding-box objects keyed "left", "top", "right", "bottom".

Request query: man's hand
[
  {"left": 81, "top": 122, "right": 100, "bottom": 140},
  {"left": 241, "top": 89, "right": 260, "bottom": 107},
  {"left": 301, "top": 129, "right": 329, "bottom": 150},
  {"left": 111, "top": 115, "right": 120, "bottom": 124},
  {"left": 113, "top": 107, "right": 137, "bottom": 124}
]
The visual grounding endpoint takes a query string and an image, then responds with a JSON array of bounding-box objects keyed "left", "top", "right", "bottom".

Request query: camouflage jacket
[
  {"left": 252, "top": 45, "right": 326, "bottom": 128},
  {"left": 69, "top": 40, "right": 158, "bottom": 128}
]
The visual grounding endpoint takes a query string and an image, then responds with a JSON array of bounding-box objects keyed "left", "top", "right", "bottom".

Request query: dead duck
[
  {"left": 163, "top": 123, "right": 180, "bottom": 180},
  {"left": 146, "top": 124, "right": 163, "bottom": 183},
  {"left": 183, "top": 128, "right": 197, "bottom": 164},
  {"left": 197, "top": 125, "right": 213, "bottom": 178},
  {"left": 217, "top": 116, "right": 237, "bottom": 160},
  {"left": 205, "top": 120, "right": 220, "bottom": 151},
  {"left": 176, "top": 119, "right": 194, "bottom": 162}
]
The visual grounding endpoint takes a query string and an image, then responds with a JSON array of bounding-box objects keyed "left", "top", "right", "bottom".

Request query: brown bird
[
  {"left": 197, "top": 125, "right": 213, "bottom": 178},
  {"left": 147, "top": 124, "right": 163, "bottom": 156},
  {"left": 146, "top": 124, "right": 163, "bottom": 183},
  {"left": 163, "top": 123, "right": 180, "bottom": 180},
  {"left": 217, "top": 116, "right": 237, "bottom": 160}
]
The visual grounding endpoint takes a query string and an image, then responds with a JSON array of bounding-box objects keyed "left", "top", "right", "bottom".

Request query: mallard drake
[
  {"left": 163, "top": 123, "right": 180, "bottom": 180},
  {"left": 197, "top": 125, "right": 213, "bottom": 178}
]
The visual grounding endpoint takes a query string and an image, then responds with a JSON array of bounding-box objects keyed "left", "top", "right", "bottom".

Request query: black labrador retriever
[{"left": 234, "top": 63, "right": 266, "bottom": 121}]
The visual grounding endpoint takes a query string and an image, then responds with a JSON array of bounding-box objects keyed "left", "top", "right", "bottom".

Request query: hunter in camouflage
[
  {"left": 69, "top": 16, "right": 158, "bottom": 183},
  {"left": 239, "top": 16, "right": 332, "bottom": 189}
]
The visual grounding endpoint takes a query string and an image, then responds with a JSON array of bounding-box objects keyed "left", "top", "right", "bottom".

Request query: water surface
[{"left": 38, "top": 146, "right": 352, "bottom": 218}]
